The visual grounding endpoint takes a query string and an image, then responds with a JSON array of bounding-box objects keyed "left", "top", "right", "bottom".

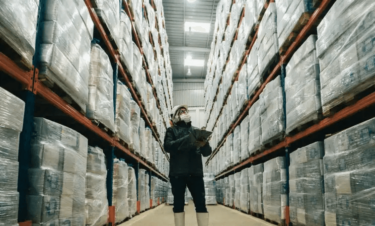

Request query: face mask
[{"left": 180, "top": 114, "right": 191, "bottom": 123}]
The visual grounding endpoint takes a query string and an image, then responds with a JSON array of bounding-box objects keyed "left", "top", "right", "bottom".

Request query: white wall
[{"left": 173, "top": 82, "right": 205, "bottom": 107}]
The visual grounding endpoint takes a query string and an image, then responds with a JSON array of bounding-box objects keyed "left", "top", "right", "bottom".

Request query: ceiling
[{"left": 162, "top": 0, "right": 219, "bottom": 80}]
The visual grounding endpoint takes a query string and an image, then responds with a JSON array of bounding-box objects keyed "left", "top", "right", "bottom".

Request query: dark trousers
[{"left": 170, "top": 175, "right": 208, "bottom": 213}]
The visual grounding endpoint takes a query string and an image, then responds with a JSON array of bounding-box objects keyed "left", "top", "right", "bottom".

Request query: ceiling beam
[{"left": 169, "top": 46, "right": 211, "bottom": 53}]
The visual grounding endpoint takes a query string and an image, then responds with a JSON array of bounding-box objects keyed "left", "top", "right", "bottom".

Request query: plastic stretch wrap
[
  {"left": 249, "top": 164, "right": 264, "bottom": 214},
  {"left": 228, "top": 175, "right": 235, "bottom": 206},
  {"left": 204, "top": 173, "right": 217, "bottom": 205},
  {"left": 234, "top": 172, "right": 241, "bottom": 208},
  {"left": 144, "top": 128, "right": 152, "bottom": 161},
  {"left": 138, "top": 169, "right": 150, "bottom": 211},
  {"left": 263, "top": 157, "right": 287, "bottom": 223},
  {"left": 323, "top": 117, "right": 375, "bottom": 226},
  {"left": 128, "top": 166, "right": 137, "bottom": 217},
  {"left": 216, "top": 0, "right": 231, "bottom": 32},
  {"left": 130, "top": 100, "right": 140, "bottom": 152},
  {"left": 237, "top": 62, "right": 248, "bottom": 111},
  {"left": 28, "top": 118, "right": 88, "bottom": 225},
  {"left": 247, "top": 41, "right": 261, "bottom": 98},
  {"left": 0, "top": 0, "right": 38, "bottom": 68},
  {"left": 237, "top": 1, "right": 257, "bottom": 46},
  {"left": 113, "top": 159, "right": 129, "bottom": 222},
  {"left": 276, "top": 0, "right": 315, "bottom": 49},
  {"left": 227, "top": 133, "right": 234, "bottom": 167},
  {"left": 225, "top": 1, "right": 244, "bottom": 44},
  {"left": 289, "top": 142, "right": 324, "bottom": 226},
  {"left": 130, "top": 0, "right": 143, "bottom": 41},
  {"left": 286, "top": 35, "right": 321, "bottom": 134},
  {"left": 85, "top": 147, "right": 108, "bottom": 226},
  {"left": 37, "top": 0, "right": 94, "bottom": 111},
  {"left": 255, "top": 0, "right": 267, "bottom": 19},
  {"left": 239, "top": 116, "right": 250, "bottom": 160},
  {"left": 248, "top": 100, "right": 262, "bottom": 154},
  {"left": 120, "top": 10, "right": 133, "bottom": 71},
  {"left": 257, "top": 3, "right": 279, "bottom": 77},
  {"left": 115, "top": 82, "right": 132, "bottom": 145},
  {"left": 91, "top": 0, "right": 120, "bottom": 47},
  {"left": 0, "top": 87, "right": 25, "bottom": 161},
  {"left": 233, "top": 126, "right": 241, "bottom": 164},
  {"left": 132, "top": 42, "right": 142, "bottom": 80},
  {"left": 316, "top": 1, "right": 375, "bottom": 116},
  {"left": 260, "top": 76, "right": 285, "bottom": 145},
  {"left": 88, "top": 43, "right": 115, "bottom": 131},
  {"left": 0, "top": 192, "right": 19, "bottom": 225},
  {"left": 240, "top": 169, "right": 250, "bottom": 212},
  {"left": 139, "top": 119, "right": 146, "bottom": 159},
  {"left": 167, "top": 184, "right": 174, "bottom": 204}
]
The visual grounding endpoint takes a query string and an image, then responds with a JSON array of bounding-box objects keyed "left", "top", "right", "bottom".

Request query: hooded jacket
[{"left": 164, "top": 121, "right": 212, "bottom": 177}]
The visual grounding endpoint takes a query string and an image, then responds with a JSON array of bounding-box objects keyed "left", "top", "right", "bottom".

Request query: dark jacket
[{"left": 164, "top": 121, "right": 212, "bottom": 177}]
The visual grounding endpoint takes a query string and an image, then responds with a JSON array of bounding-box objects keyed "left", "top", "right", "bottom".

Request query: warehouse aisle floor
[{"left": 120, "top": 201, "right": 273, "bottom": 226}]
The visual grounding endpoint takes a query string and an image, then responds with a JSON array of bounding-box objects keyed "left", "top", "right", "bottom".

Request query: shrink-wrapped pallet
[
  {"left": 233, "top": 126, "right": 241, "bottom": 164},
  {"left": 115, "top": 82, "right": 132, "bottom": 145},
  {"left": 248, "top": 100, "right": 262, "bottom": 155},
  {"left": 130, "top": 100, "right": 140, "bottom": 153},
  {"left": 237, "top": 0, "right": 257, "bottom": 46},
  {"left": 258, "top": 3, "right": 279, "bottom": 77},
  {"left": 260, "top": 76, "right": 285, "bottom": 145},
  {"left": 227, "top": 133, "right": 234, "bottom": 167},
  {"left": 247, "top": 41, "right": 261, "bottom": 97},
  {"left": 85, "top": 147, "right": 108, "bottom": 226},
  {"left": 225, "top": 1, "right": 244, "bottom": 44},
  {"left": 36, "top": 0, "right": 94, "bottom": 111},
  {"left": 91, "top": 0, "right": 120, "bottom": 47},
  {"left": 0, "top": 88, "right": 24, "bottom": 225},
  {"left": 132, "top": 42, "right": 143, "bottom": 81},
  {"left": 120, "top": 10, "right": 133, "bottom": 71},
  {"left": 324, "top": 117, "right": 375, "bottom": 226},
  {"left": 289, "top": 142, "right": 324, "bottom": 226},
  {"left": 0, "top": 0, "right": 39, "bottom": 68},
  {"left": 249, "top": 163, "right": 264, "bottom": 214},
  {"left": 88, "top": 43, "right": 115, "bottom": 131},
  {"left": 204, "top": 173, "right": 217, "bottom": 205},
  {"left": 128, "top": 166, "right": 137, "bottom": 217},
  {"left": 263, "top": 157, "right": 287, "bottom": 224},
  {"left": 286, "top": 35, "right": 321, "bottom": 134},
  {"left": 240, "top": 116, "right": 250, "bottom": 160},
  {"left": 144, "top": 128, "right": 152, "bottom": 162},
  {"left": 239, "top": 169, "right": 250, "bottom": 212},
  {"left": 316, "top": 1, "right": 375, "bottom": 116},
  {"left": 28, "top": 118, "right": 88, "bottom": 225},
  {"left": 138, "top": 169, "right": 149, "bottom": 211},
  {"left": 276, "top": 0, "right": 315, "bottom": 50},
  {"left": 113, "top": 159, "right": 129, "bottom": 222}
]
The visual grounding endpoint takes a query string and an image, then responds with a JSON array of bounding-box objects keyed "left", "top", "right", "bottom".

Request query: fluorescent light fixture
[
  {"left": 185, "top": 22, "right": 210, "bottom": 33},
  {"left": 185, "top": 59, "right": 205, "bottom": 67},
  {"left": 187, "top": 0, "right": 197, "bottom": 2},
  {"left": 187, "top": 67, "right": 192, "bottom": 76}
]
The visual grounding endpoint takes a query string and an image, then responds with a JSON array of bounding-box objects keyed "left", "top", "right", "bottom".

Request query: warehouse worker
[{"left": 164, "top": 105, "right": 212, "bottom": 226}]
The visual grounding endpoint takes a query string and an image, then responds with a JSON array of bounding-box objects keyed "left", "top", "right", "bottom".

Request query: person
[{"left": 164, "top": 105, "right": 212, "bottom": 226}]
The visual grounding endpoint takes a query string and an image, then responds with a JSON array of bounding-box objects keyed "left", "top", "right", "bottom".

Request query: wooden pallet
[
  {"left": 264, "top": 218, "right": 286, "bottom": 226},
  {"left": 0, "top": 35, "right": 33, "bottom": 70},
  {"left": 90, "top": 119, "right": 115, "bottom": 136},
  {"left": 262, "top": 133, "right": 285, "bottom": 150},
  {"left": 279, "top": 12, "right": 312, "bottom": 55},
  {"left": 260, "top": 54, "right": 280, "bottom": 81},
  {"left": 257, "top": 0, "right": 271, "bottom": 22},
  {"left": 323, "top": 79, "right": 375, "bottom": 117},
  {"left": 250, "top": 212, "right": 264, "bottom": 219},
  {"left": 286, "top": 113, "right": 322, "bottom": 136}
]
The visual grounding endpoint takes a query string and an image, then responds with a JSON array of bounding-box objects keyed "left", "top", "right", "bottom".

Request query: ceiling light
[
  {"left": 185, "top": 22, "right": 210, "bottom": 33},
  {"left": 187, "top": 0, "right": 197, "bottom": 2},
  {"left": 187, "top": 67, "right": 192, "bottom": 76},
  {"left": 185, "top": 59, "right": 205, "bottom": 67}
]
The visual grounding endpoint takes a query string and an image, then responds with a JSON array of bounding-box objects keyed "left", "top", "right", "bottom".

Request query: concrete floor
[{"left": 120, "top": 201, "right": 274, "bottom": 226}]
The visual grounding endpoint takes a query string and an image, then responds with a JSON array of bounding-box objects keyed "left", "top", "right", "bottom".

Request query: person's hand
[{"left": 195, "top": 140, "right": 207, "bottom": 148}]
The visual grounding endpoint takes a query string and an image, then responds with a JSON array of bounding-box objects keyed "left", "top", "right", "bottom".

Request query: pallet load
[
  {"left": 227, "top": 133, "right": 233, "bottom": 167},
  {"left": 130, "top": 100, "right": 140, "bottom": 153},
  {"left": 0, "top": 88, "right": 25, "bottom": 225},
  {"left": 316, "top": 0, "right": 375, "bottom": 116},
  {"left": 87, "top": 43, "right": 115, "bottom": 132},
  {"left": 263, "top": 157, "right": 287, "bottom": 224},
  {"left": 239, "top": 169, "right": 249, "bottom": 213},
  {"left": 225, "top": 0, "right": 243, "bottom": 45},
  {"left": 139, "top": 118, "right": 145, "bottom": 159},
  {"left": 249, "top": 163, "right": 264, "bottom": 215},
  {"left": 85, "top": 147, "right": 108, "bottom": 226},
  {"left": 167, "top": 183, "right": 173, "bottom": 205},
  {"left": 204, "top": 173, "right": 217, "bottom": 205},
  {"left": 115, "top": 82, "right": 132, "bottom": 145},
  {"left": 237, "top": 1, "right": 257, "bottom": 46},
  {"left": 150, "top": 176, "right": 156, "bottom": 207},
  {"left": 128, "top": 166, "right": 137, "bottom": 217},
  {"left": 138, "top": 169, "right": 149, "bottom": 212},
  {"left": 128, "top": 0, "right": 142, "bottom": 40},
  {"left": 260, "top": 76, "right": 285, "bottom": 146},
  {"left": 289, "top": 142, "right": 324, "bottom": 226},
  {"left": 276, "top": 0, "right": 315, "bottom": 53},
  {"left": 240, "top": 116, "right": 249, "bottom": 160},
  {"left": 233, "top": 126, "right": 241, "bottom": 164},
  {"left": 285, "top": 35, "right": 322, "bottom": 134},
  {"left": 113, "top": 159, "right": 129, "bottom": 223},
  {"left": 28, "top": 118, "right": 88, "bottom": 225},
  {"left": 36, "top": 0, "right": 94, "bottom": 112},
  {"left": 324, "top": 117, "right": 375, "bottom": 226},
  {"left": 247, "top": 42, "right": 261, "bottom": 98},
  {"left": 234, "top": 172, "right": 241, "bottom": 209},
  {"left": 0, "top": 0, "right": 39, "bottom": 69},
  {"left": 229, "top": 174, "right": 235, "bottom": 207},
  {"left": 257, "top": 3, "right": 279, "bottom": 77},
  {"left": 248, "top": 100, "right": 262, "bottom": 155},
  {"left": 90, "top": 0, "right": 120, "bottom": 48},
  {"left": 120, "top": 10, "right": 133, "bottom": 71},
  {"left": 224, "top": 177, "right": 230, "bottom": 206}
]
